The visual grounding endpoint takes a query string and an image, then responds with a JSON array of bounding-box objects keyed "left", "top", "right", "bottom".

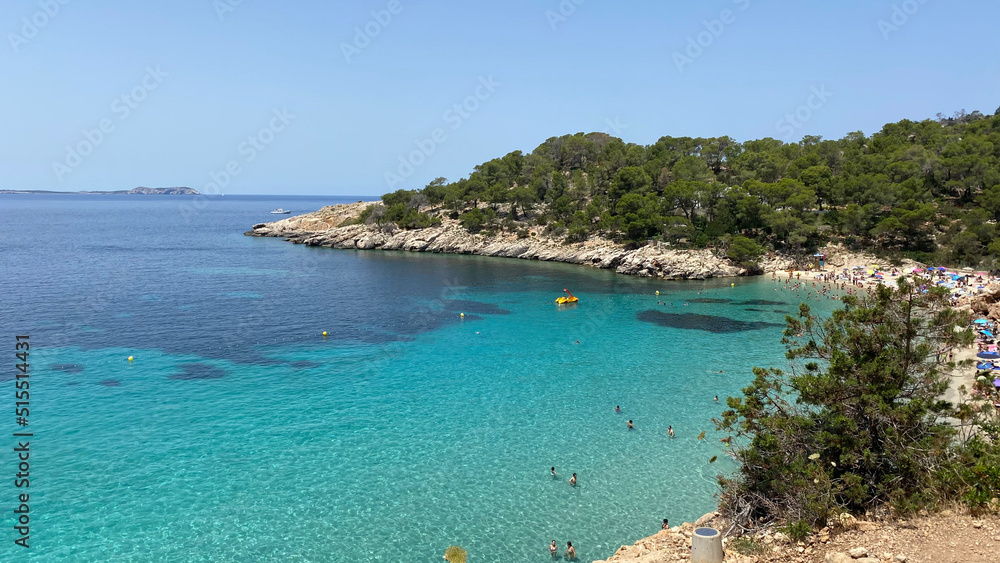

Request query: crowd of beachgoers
[{"left": 766, "top": 263, "right": 1000, "bottom": 410}]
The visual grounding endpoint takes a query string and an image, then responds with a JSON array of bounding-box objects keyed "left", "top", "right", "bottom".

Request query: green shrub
[
  {"left": 782, "top": 520, "right": 811, "bottom": 542},
  {"left": 728, "top": 537, "right": 768, "bottom": 556}
]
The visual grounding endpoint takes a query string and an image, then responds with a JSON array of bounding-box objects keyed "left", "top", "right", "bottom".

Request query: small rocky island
[{"left": 246, "top": 202, "right": 800, "bottom": 280}]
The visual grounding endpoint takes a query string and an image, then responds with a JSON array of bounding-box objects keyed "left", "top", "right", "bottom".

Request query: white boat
[{"left": 270, "top": 208, "right": 291, "bottom": 214}]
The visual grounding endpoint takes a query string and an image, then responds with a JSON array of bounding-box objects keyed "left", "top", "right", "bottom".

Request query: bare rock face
[
  {"left": 971, "top": 286, "right": 1000, "bottom": 317},
  {"left": 246, "top": 203, "right": 752, "bottom": 280}
]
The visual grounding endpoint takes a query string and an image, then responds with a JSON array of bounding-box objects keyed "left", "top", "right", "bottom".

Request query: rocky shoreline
[{"left": 245, "top": 202, "right": 870, "bottom": 280}]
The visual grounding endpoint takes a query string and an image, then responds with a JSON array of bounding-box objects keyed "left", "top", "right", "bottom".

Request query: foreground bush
[{"left": 715, "top": 280, "right": 1000, "bottom": 530}]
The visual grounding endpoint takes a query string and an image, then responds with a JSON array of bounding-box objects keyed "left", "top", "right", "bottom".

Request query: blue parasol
[
  {"left": 936, "top": 267, "right": 948, "bottom": 271},
  {"left": 983, "top": 330, "right": 996, "bottom": 338},
  {"left": 977, "top": 351, "right": 1000, "bottom": 360},
  {"left": 978, "top": 362, "right": 995, "bottom": 370},
  {"left": 974, "top": 319, "right": 990, "bottom": 324}
]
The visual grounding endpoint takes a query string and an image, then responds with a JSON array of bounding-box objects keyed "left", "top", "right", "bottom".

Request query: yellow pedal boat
[{"left": 555, "top": 289, "right": 578, "bottom": 304}]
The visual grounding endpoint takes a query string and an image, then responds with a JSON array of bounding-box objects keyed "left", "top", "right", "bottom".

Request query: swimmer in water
[
  {"left": 551, "top": 467, "right": 557, "bottom": 477},
  {"left": 627, "top": 420, "right": 634, "bottom": 430},
  {"left": 569, "top": 473, "right": 577, "bottom": 486},
  {"left": 668, "top": 425, "right": 674, "bottom": 438},
  {"left": 714, "top": 395, "right": 719, "bottom": 402},
  {"left": 662, "top": 518, "right": 669, "bottom": 529},
  {"left": 615, "top": 405, "right": 621, "bottom": 413},
  {"left": 550, "top": 540, "right": 558, "bottom": 558},
  {"left": 565, "top": 541, "right": 576, "bottom": 560}
]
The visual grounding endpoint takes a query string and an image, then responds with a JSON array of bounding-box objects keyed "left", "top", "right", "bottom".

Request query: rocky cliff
[{"left": 245, "top": 202, "right": 769, "bottom": 280}]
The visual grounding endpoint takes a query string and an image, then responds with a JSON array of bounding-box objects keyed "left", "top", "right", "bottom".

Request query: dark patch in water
[
  {"left": 441, "top": 300, "right": 510, "bottom": 315},
  {"left": 636, "top": 310, "right": 783, "bottom": 333},
  {"left": 51, "top": 363, "right": 84, "bottom": 373},
  {"left": 688, "top": 298, "right": 732, "bottom": 304},
  {"left": 289, "top": 361, "right": 321, "bottom": 369},
  {"left": 169, "top": 363, "right": 227, "bottom": 381},
  {"left": 98, "top": 379, "right": 121, "bottom": 387},
  {"left": 0, "top": 373, "right": 13, "bottom": 382},
  {"left": 66, "top": 381, "right": 81, "bottom": 386},
  {"left": 773, "top": 310, "right": 791, "bottom": 315},
  {"left": 735, "top": 300, "right": 786, "bottom": 306},
  {"left": 744, "top": 308, "right": 767, "bottom": 312}
]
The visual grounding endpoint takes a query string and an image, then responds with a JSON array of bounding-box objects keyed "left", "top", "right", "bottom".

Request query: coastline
[{"left": 244, "top": 202, "right": 915, "bottom": 281}]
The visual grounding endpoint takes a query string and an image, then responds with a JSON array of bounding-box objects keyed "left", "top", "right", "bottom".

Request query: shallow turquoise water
[{"left": 0, "top": 195, "right": 839, "bottom": 562}]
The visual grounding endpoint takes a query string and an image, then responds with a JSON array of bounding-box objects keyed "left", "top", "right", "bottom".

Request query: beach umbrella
[
  {"left": 983, "top": 330, "right": 996, "bottom": 338},
  {"left": 994, "top": 378, "right": 1000, "bottom": 388},
  {"left": 937, "top": 267, "right": 948, "bottom": 271},
  {"left": 974, "top": 319, "right": 990, "bottom": 324},
  {"left": 978, "top": 362, "right": 995, "bottom": 370},
  {"left": 977, "top": 351, "right": 1000, "bottom": 360}
]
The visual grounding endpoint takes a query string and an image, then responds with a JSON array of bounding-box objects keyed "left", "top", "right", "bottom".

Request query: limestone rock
[
  {"left": 826, "top": 553, "right": 854, "bottom": 563},
  {"left": 694, "top": 512, "right": 717, "bottom": 527},
  {"left": 849, "top": 546, "right": 869, "bottom": 558}
]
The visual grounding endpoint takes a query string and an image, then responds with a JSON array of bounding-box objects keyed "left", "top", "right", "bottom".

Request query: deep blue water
[{"left": 0, "top": 194, "right": 835, "bottom": 562}]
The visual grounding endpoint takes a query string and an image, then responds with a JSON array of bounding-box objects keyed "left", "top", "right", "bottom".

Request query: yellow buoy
[
  {"left": 322, "top": 331, "right": 328, "bottom": 337},
  {"left": 655, "top": 290, "right": 659, "bottom": 295},
  {"left": 460, "top": 313, "right": 465, "bottom": 318},
  {"left": 731, "top": 283, "right": 735, "bottom": 287},
  {"left": 127, "top": 356, "right": 133, "bottom": 362}
]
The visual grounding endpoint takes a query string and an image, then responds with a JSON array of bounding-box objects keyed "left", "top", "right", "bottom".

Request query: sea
[{"left": 0, "top": 194, "right": 838, "bottom": 562}]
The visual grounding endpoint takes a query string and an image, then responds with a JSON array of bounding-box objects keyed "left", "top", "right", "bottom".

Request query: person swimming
[
  {"left": 551, "top": 466, "right": 557, "bottom": 477},
  {"left": 569, "top": 473, "right": 577, "bottom": 486},
  {"left": 615, "top": 405, "right": 621, "bottom": 413},
  {"left": 565, "top": 541, "right": 576, "bottom": 560},
  {"left": 627, "top": 420, "right": 634, "bottom": 430},
  {"left": 714, "top": 395, "right": 719, "bottom": 402},
  {"left": 662, "top": 518, "right": 669, "bottom": 529},
  {"left": 549, "top": 540, "right": 558, "bottom": 558},
  {"left": 668, "top": 425, "right": 674, "bottom": 438}
]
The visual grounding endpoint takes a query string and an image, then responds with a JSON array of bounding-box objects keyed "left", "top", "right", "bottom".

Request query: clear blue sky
[{"left": 2, "top": 0, "right": 997, "bottom": 196}]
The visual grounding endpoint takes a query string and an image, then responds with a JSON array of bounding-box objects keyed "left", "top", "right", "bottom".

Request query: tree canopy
[{"left": 381, "top": 109, "right": 1000, "bottom": 267}]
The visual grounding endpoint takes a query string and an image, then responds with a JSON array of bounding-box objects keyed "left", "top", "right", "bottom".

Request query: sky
[{"left": 1, "top": 0, "right": 998, "bottom": 196}]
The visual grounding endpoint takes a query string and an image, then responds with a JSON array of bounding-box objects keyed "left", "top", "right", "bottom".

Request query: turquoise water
[{"left": 0, "top": 195, "right": 837, "bottom": 562}]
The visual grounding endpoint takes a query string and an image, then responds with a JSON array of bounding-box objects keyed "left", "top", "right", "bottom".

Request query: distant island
[{"left": 0, "top": 187, "right": 200, "bottom": 195}]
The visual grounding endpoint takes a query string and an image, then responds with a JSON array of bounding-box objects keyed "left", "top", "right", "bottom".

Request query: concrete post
[{"left": 691, "top": 527, "right": 724, "bottom": 563}]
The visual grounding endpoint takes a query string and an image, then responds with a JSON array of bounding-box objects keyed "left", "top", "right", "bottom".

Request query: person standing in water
[
  {"left": 668, "top": 425, "right": 674, "bottom": 438},
  {"left": 627, "top": 420, "right": 634, "bottom": 430},
  {"left": 549, "top": 540, "right": 558, "bottom": 558},
  {"left": 550, "top": 467, "right": 557, "bottom": 478},
  {"left": 662, "top": 518, "right": 669, "bottom": 529},
  {"left": 615, "top": 405, "right": 621, "bottom": 413},
  {"left": 565, "top": 541, "right": 576, "bottom": 560},
  {"left": 569, "top": 473, "right": 577, "bottom": 486}
]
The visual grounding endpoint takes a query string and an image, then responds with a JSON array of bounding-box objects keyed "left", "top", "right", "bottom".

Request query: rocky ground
[
  {"left": 246, "top": 202, "right": 915, "bottom": 280},
  {"left": 591, "top": 510, "right": 1000, "bottom": 563},
  {"left": 247, "top": 203, "right": 752, "bottom": 279}
]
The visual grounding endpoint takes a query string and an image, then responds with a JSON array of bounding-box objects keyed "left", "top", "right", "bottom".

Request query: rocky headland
[{"left": 244, "top": 202, "right": 900, "bottom": 280}]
